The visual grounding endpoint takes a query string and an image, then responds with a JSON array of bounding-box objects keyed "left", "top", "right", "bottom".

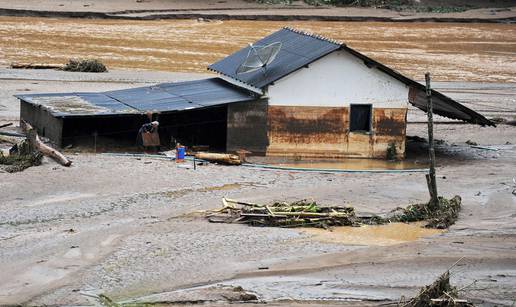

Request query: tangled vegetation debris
[
  {"left": 390, "top": 196, "right": 462, "bottom": 229},
  {"left": 1, "top": 122, "right": 72, "bottom": 172},
  {"left": 0, "top": 138, "right": 43, "bottom": 173},
  {"left": 402, "top": 269, "right": 474, "bottom": 306},
  {"left": 63, "top": 58, "right": 107, "bottom": 73},
  {"left": 208, "top": 198, "right": 359, "bottom": 228},
  {"left": 0, "top": 151, "right": 42, "bottom": 173},
  {"left": 207, "top": 196, "right": 461, "bottom": 229}
]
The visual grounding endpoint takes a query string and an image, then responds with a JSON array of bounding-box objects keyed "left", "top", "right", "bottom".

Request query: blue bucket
[{"left": 176, "top": 146, "right": 185, "bottom": 161}]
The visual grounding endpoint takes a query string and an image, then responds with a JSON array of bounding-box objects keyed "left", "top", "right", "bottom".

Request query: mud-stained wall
[
  {"left": 266, "top": 106, "right": 407, "bottom": 159},
  {"left": 226, "top": 99, "right": 268, "bottom": 154}
]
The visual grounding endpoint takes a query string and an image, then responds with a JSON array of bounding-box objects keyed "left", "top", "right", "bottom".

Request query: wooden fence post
[{"left": 425, "top": 72, "right": 439, "bottom": 208}]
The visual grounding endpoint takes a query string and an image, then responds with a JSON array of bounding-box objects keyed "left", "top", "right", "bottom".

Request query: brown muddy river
[{"left": 0, "top": 17, "right": 515, "bottom": 82}]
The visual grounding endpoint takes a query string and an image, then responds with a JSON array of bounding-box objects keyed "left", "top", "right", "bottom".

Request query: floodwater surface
[
  {"left": 301, "top": 222, "right": 444, "bottom": 246},
  {"left": 0, "top": 17, "right": 515, "bottom": 82},
  {"left": 273, "top": 158, "right": 427, "bottom": 170}
]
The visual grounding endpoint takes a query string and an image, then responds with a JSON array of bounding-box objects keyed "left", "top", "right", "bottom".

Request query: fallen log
[
  {"left": 22, "top": 121, "right": 72, "bottom": 167},
  {"left": 10, "top": 63, "right": 63, "bottom": 70},
  {"left": 195, "top": 152, "right": 241, "bottom": 165}
]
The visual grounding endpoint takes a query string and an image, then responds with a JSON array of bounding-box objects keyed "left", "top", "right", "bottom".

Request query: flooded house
[{"left": 16, "top": 27, "right": 493, "bottom": 158}]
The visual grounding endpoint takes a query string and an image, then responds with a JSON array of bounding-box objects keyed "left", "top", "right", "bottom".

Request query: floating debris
[{"left": 63, "top": 58, "right": 107, "bottom": 73}]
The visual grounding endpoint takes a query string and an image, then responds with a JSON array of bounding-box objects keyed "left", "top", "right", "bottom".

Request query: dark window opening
[{"left": 349, "top": 104, "right": 372, "bottom": 132}]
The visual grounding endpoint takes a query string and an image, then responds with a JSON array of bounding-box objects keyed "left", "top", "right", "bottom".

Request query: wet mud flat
[
  {"left": 1, "top": 101, "right": 516, "bottom": 306},
  {"left": 2, "top": 145, "right": 515, "bottom": 306}
]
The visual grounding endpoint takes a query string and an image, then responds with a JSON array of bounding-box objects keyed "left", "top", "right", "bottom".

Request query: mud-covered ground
[{"left": 1, "top": 69, "right": 515, "bottom": 306}]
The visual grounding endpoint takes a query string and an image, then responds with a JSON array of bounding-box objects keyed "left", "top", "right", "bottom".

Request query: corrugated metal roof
[
  {"left": 16, "top": 92, "right": 136, "bottom": 117},
  {"left": 16, "top": 78, "right": 256, "bottom": 118},
  {"left": 208, "top": 27, "right": 341, "bottom": 89}
]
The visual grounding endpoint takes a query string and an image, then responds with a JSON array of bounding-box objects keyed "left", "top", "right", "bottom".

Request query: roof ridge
[
  {"left": 282, "top": 26, "right": 344, "bottom": 47},
  {"left": 207, "top": 67, "right": 259, "bottom": 90}
]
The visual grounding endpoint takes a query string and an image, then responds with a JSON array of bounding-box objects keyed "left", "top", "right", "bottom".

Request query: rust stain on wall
[
  {"left": 268, "top": 106, "right": 347, "bottom": 144},
  {"left": 267, "top": 105, "right": 407, "bottom": 159},
  {"left": 373, "top": 108, "right": 407, "bottom": 136}
]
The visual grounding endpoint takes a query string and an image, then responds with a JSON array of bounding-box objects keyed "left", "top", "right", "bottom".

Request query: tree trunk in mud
[
  {"left": 23, "top": 121, "right": 72, "bottom": 167},
  {"left": 194, "top": 152, "right": 241, "bottom": 165}
]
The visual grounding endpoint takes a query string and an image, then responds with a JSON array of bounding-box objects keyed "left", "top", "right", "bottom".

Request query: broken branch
[{"left": 22, "top": 121, "right": 72, "bottom": 167}]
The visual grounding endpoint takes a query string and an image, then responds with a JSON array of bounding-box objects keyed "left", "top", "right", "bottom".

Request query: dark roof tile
[{"left": 208, "top": 27, "right": 341, "bottom": 89}]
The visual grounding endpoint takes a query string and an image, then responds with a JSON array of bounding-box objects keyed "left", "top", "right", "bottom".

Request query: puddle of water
[
  {"left": 273, "top": 158, "right": 426, "bottom": 170},
  {"left": 0, "top": 17, "right": 515, "bottom": 82},
  {"left": 301, "top": 222, "right": 444, "bottom": 246}
]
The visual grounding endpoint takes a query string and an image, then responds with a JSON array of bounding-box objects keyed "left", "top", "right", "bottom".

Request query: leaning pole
[{"left": 425, "top": 72, "right": 438, "bottom": 208}]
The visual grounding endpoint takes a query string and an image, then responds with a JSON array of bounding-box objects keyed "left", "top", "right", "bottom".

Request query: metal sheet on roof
[
  {"left": 409, "top": 87, "right": 493, "bottom": 126},
  {"left": 208, "top": 27, "right": 341, "bottom": 89},
  {"left": 158, "top": 78, "right": 257, "bottom": 107},
  {"left": 104, "top": 86, "right": 198, "bottom": 112},
  {"left": 16, "top": 92, "right": 135, "bottom": 117},
  {"left": 75, "top": 93, "right": 135, "bottom": 113},
  {"left": 16, "top": 78, "right": 256, "bottom": 117}
]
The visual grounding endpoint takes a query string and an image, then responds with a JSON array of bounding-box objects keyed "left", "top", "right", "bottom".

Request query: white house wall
[
  {"left": 267, "top": 50, "right": 409, "bottom": 108},
  {"left": 264, "top": 49, "right": 409, "bottom": 159}
]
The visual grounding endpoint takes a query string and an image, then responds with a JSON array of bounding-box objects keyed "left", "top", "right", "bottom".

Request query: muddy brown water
[
  {"left": 0, "top": 17, "right": 515, "bottom": 82},
  {"left": 273, "top": 159, "right": 426, "bottom": 170},
  {"left": 301, "top": 222, "right": 444, "bottom": 246}
]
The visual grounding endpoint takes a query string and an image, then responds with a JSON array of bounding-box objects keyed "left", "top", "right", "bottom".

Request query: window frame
[{"left": 349, "top": 103, "right": 373, "bottom": 134}]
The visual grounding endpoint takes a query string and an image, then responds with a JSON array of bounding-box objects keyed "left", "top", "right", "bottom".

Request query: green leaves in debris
[
  {"left": 0, "top": 152, "right": 43, "bottom": 173},
  {"left": 390, "top": 195, "right": 462, "bottom": 229},
  {"left": 210, "top": 196, "right": 462, "bottom": 229},
  {"left": 272, "top": 200, "right": 321, "bottom": 213}
]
